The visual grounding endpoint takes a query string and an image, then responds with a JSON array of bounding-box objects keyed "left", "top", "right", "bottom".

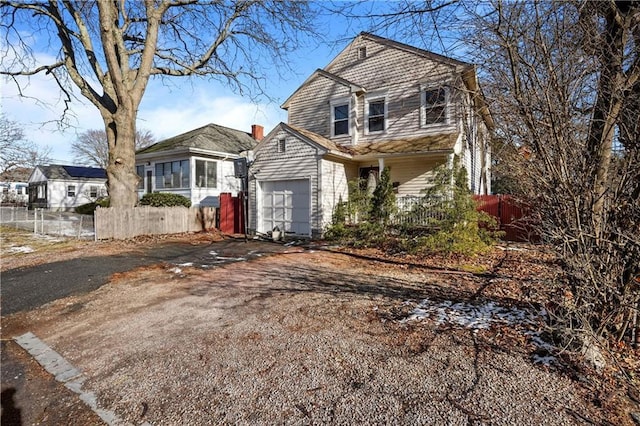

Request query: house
[
  {"left": 0, "top": 167, "right": 31, "bottom": 205},
  {"left": 135, "top": 123, "right": 261, "bottom": 207},
  {"left": 28, "top": 165, "right": 108, "bottom": 210},
  {"left": 249, "top": 32, "right": 494, "bottom": 238}
]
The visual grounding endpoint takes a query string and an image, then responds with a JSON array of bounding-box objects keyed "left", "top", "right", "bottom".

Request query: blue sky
[{"left": 0, "top": 2, "right": 462, "bottom": 165}]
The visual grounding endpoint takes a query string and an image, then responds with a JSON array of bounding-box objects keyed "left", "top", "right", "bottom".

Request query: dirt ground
[{"left": 1, "top": 231, "right": 639, "bottom": 425}]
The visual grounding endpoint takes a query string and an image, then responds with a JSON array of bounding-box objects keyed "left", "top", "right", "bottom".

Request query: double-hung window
[
  {"left": 421, "top": 86, "right": 449, "bottom": 126},
  {"left": 365, "top": 96, "right": 387, "bottom": 134},
  {"left": 331, "top": 98, "right": 350, "bottom": 137},
  {"left": 195, "top": 159, "right": 217, "bottom": 188},
  {"left": 67, "top": 185, "right": 76, "bottom": 197}
]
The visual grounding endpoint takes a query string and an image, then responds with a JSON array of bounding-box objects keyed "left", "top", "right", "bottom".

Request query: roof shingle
[{"left": 137, "top": 123, "right": 257, "bottom": 155}]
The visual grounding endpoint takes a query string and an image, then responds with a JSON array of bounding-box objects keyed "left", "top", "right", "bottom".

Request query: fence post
[{"left": 77, "top": 215, "right": 83, "bottom": 239}]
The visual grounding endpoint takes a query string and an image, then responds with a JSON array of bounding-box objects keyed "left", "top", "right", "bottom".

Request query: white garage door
[{"left": 260, "top": 179, "right": 310, "bottom": 236}]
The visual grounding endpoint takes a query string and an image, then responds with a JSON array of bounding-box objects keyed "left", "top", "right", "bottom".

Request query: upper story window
[
  {"left": 155, "top": 160, "right": 189, "bottom": 189},
  {"left": 358, "top": 46, "right": 367, "bottom": 60},
  {"left": 365, "top": 93, "right": 388, "bottom": 134},
  {"left": 195, "top": 159, "right": 217, "bottom": 188},
  {"left": 331, "top": 100, "right": 350, "bottom": 137},
  {"left": 89, "top": 186, "right": 98, "bottom": 198},
  {"left": 67, "top": 185, "right": 76, "bottom": 197},
  {"left": 421, "top": 87, "right": 449, "bottom": 126},
  {"left": 277, "top": 138, "right": 286, "bottom": 153},
  {"left": 367, "top": 99, "right": 386, "bottom": 133}
]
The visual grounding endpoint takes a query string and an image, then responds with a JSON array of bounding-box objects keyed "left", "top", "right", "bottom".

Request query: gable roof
[
  {"left": 337, "top": 32, "right": 470, "bottom": 69},
  {"left": 35, "top": 165, "right": 107, "bottom": 180},
  {"left": 137, "top": 123, "right": 257, "bottom": 156}
]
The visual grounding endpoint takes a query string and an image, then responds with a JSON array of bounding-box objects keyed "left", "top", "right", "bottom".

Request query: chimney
[{"left": 251, "top": 124, "right": 264, "bottom": 141}]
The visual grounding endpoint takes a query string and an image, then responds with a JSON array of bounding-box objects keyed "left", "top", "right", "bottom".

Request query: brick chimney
[{"left": 251, "top": 124, "right": 264, "bottom": 141}]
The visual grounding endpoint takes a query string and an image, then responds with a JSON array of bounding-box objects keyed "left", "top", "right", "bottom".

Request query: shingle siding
[{"left": 286, "top": 36, "right": 462, "bottom": 146}]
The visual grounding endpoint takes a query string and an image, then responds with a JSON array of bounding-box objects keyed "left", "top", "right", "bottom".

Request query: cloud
[
  {"left": 138, "top": 83, "right": 286, "bottom": 139},
  {"left": 2, "top": 75, "right": 287, "bottom": 164}
]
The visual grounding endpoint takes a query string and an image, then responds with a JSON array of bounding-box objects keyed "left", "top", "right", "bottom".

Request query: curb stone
[{"left": 14, "top": 332, "right": 150, "bottom": 426}]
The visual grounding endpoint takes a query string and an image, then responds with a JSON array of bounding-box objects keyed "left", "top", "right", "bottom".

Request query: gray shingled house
[
  {"left": 135, "top": 123, "right": 262, "bottom": 207},
  {"left": 249, "top": 33, "right": 493, "bottom": 238}
]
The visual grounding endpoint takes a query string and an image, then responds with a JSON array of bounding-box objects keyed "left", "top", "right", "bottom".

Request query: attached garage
[{"left": 259, "top": 179, "right": 311, "bottom": 236}]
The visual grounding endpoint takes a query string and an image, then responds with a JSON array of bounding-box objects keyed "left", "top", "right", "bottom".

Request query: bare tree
[
  {"left": 464, "top": 0, "right": 640, "bottom": 353},
  {"left": 71, "top": 128, "right": 155, "bottom": 169},
  {"left": 1, "top": 1, "right": 318, "bottom": 207},
  {"left": 343, "top": 0, "right": 640, "bottom": 355},
  {"left": 0, "top": 114, "right": 52, "bottom": 174}
]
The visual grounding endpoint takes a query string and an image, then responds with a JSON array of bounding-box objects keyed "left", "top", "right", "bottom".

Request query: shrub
[
  {"left": 139, "top": 192, "right": 191, "bottom": 207},
  {"left": 411, "top": 160, "right": 501, "bottom": 256},
  {"left": 75, "top": 197, "right": 110, "bottom": 215}
]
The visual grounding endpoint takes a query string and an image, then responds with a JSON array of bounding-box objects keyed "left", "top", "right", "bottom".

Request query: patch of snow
[
  {"left": 169, "top": 267, "right": 182, "bottom": 274},
  {"left": 177, "top": 262, "right": 193, "bottom": 267},
  {"left": 9, "top": 245, "right": 35, "bottom": 253},
  {"left": 401, "top": 298, "right": 557, "bottom": 365}
]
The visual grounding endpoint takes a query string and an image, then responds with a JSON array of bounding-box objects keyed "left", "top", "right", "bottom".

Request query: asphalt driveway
[{"left": 0, "top": 238, "right": 296, "bottom": 315}]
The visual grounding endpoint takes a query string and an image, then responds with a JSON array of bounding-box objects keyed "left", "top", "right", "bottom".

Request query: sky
[{"left": 0, "top": 1, "right": 461, "bottom": 166}]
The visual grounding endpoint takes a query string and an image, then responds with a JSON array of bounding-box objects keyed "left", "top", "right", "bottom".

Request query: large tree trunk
[{"left": 104, "top": 112, "right": 139, "bottom": 208}]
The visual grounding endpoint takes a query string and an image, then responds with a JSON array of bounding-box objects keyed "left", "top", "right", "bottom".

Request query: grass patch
[{"left": 0, "top": 226, "right": 77, "bottom": 257}]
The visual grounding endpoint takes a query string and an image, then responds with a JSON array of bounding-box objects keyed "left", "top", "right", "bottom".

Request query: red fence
[
  {"left": 474, "top": 195, "right": 538, "bottom": 242},
  {"left": 218, "top": 192, "right": 245, "bottom": 235}
]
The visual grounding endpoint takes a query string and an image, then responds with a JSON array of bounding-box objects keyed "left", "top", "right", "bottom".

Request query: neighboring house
[
  {"left": 28, "top": 165, "right": 108, "bottom": 210},
  {"left": 249, "top": 32, "right": 494, "bottom": 238},
  {"left": 135, "top": 123, "right": 261, "bottom": 207},
  {"left": 0, "top": 167, "right": 31, "bottom": 205}
]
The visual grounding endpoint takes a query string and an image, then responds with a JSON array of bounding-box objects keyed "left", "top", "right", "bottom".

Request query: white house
[
  {"left": 135, "top": 123, "right": 261, "bottom": 207},
  {"left": 249, "top": 33, "right": 493, "bottom": 238},
  {"left": 28, "top": 165, "right": 108, "bottom": 210}
]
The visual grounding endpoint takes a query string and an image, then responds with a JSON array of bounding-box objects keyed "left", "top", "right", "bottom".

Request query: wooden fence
[
  {"left": 94, "top": 206, "right": 216, "bottom": 240},
  {"left": 473, "top": 195, "right": 538, "bottom": 242}
]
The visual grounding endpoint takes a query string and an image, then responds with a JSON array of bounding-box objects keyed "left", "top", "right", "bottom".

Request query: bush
[
  {"left": 75, "top": 197, "right": 110, "bottom": 215},
  {"left": 139, "top": 192, "right": 191, "bottom": 207}
]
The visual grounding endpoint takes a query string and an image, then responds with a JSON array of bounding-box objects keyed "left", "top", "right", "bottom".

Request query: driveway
[
  {"left": 1, "top": 241, "right": 621, "bottom": 425},
  {"left": 1, "top": 238, "right": 296, "bottom": 315}
]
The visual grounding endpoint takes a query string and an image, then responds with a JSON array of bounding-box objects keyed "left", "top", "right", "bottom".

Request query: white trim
[
  {"left": 330, "top": 96, "right": 351, "bottom": 138},
  {"left": 364, "top": 92, "right": 388, "bottom": 135},
  {"left": 420, "top": 84, "right": 452, "bottom": 129}
]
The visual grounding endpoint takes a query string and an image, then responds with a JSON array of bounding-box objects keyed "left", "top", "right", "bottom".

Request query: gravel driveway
[{"left": 2, "top": 247, "right": 605, "bottom": 425}]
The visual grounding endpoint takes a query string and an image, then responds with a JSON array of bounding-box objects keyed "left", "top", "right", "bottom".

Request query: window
[
  {"left": 136, "top": 165, "right": 145, "bottom": 190},
  {"left": 364, "top": 93, "right": 388, "bottom": 134},
  {"left": 422, "top": 87, "right": 448, "bottom": 126},
  {"left": 89, "top": 186, "right": 98, "bottom": 198},
  {"left": 358, "top": 46, "right": 367, "bottom": 59},
  {"left": 277, "top": 138, "right": 286, "bottom": 153},
  {"left": 37, "top": 184, "right": 45, "bottom": 199},
  {"left": 195, "top": 159, "right": 217, "bottom": 188},
  {"left": 155, "top": 160, "right": 189, "bottom": 189},
  {"left": 367, "top": 99, "right": 386, "bottom": 133},
  {"left": 332, "top": 104, "right": 349, "bottom": 136},
  {"left": 67, "top": 185, "right": 76, "bottom": 197}
]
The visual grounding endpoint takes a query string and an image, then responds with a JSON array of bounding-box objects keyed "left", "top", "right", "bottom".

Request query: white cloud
[{"left": 2, "top": 74, "right": 287, "bottom": 165}]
